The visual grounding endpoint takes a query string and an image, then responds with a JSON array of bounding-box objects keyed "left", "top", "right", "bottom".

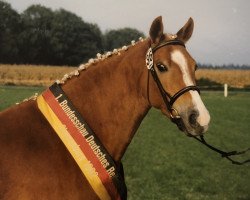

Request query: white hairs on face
[{"left": 171, "top": 50, "right": 210, "bottom": 128}]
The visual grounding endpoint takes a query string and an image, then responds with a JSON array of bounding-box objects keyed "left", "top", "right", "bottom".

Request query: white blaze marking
[
  {"left": 171, "top": 50, "right": 194, "bottom": 86},
  {"left": 171, "top": 50, "right": 210, "bottom": 127}
]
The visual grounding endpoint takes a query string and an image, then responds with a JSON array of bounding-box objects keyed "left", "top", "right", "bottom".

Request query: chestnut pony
[{"left": 0, "top": 16, "right": 210, "bottom": 199}]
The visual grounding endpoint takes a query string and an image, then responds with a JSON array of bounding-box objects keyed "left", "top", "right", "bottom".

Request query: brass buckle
[{"left": 170, "top": 107, "right": 181, "bottom": 119}]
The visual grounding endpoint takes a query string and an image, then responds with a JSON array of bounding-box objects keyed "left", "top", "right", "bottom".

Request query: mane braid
[
  {"left": 16, "top": 37, "right": 145, "bottom": 104},
  {"left": 57, "top": 37, "right": 145, "bottom": 85},
  {"left": 16, "top": 93, "right": 39, "bottom": 105}
]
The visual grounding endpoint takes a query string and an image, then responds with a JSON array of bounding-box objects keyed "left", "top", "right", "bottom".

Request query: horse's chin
[
  {"left": 161, "top": 109, "right": 207, "bottom": 137},
  {"left": 172, "top": 118, "right": 194, "bottom": 137},
  {"left": 176, "top": 118, "right": 208, "bottom": 137}
]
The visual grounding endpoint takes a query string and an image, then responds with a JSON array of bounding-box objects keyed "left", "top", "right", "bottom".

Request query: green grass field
[
  {"left": 1, "top": 86, "right": 250, "bottom": 200},
  {"left": 0, "top": 85, "right": 45, "bottom": 110}
]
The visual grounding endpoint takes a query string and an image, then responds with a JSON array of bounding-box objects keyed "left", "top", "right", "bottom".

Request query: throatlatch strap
[{"left": 37, "top": 83, "right": 127, "bottom": 200}]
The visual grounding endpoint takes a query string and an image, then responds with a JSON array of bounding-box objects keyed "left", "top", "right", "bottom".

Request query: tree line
[
  {"left": 198, "top": 63, "right": 250, "bottom": 70},
  {"left": 0, "top": 1, "right": 145, "bottom": 66}
]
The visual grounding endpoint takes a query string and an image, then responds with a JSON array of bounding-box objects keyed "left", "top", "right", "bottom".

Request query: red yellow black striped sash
[{"left": 37, "top": 83, "right": 126, "bottom": 200}]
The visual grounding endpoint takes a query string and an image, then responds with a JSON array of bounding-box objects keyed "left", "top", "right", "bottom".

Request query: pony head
[{"left": 147, "top": 16, "right": 210, "bottom": 136}]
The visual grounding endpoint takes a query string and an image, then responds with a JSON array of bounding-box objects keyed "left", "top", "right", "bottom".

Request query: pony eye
[{"left": 156, "top": 63, "right": 168, "bottom": 72}]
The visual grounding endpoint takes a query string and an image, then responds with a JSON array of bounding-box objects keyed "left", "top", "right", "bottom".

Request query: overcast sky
[{"left": 5, "top": 0, "right": 250, "bottom": 66}]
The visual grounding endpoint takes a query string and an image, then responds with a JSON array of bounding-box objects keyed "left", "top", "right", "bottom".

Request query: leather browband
[{"left": 152, "top": 40, "right": 185, "bottom": 53}]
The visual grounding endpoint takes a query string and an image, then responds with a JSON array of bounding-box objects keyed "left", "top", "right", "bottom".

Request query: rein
[
  {"left": 146, "top": 39, "right": 250, "bottom": 165},
  {"left": 193, "top": 136, "right": 250, "bottom": 165}
]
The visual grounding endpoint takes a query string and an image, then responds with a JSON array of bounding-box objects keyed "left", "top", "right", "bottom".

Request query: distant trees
[
  {"left": 104, "top": 28, "right": 145, "bottom": 51},
  {"left": 49, "top": 9, "right": 106, "bottom": 65},
  {"left": 0, "top": 1, "right": 145, "bottom": 66},
  {"left": 0, "top": 1, "right": 21, "bottom": 63},
  {"left": 18, "top": 5, "right": 54, "bottom": 64}
]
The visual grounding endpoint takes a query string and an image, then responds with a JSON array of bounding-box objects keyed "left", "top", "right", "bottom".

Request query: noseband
[
  {"left": 145, "top": 39, "right": 250, "bottom": 165},
  {"left": 145, "top": 39, "right": 200, "bottom": 123}
]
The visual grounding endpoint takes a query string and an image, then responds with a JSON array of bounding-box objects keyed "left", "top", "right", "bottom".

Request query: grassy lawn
[
  {"left": 124, "top": 91, "right": 250, "bottom": 200},
  {"left": 0, "top": 85, "right": 45, "bottom": 110},
  {"left": 1, "top": 87, "right": 249, "bottom": 199}
]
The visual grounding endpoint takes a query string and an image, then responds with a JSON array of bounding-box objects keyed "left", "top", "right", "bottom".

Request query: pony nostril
[{"left": 189, "top": 111, "right": 198, "bottom": 126}]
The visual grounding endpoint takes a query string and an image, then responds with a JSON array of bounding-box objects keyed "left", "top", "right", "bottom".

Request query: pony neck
[{"left": 62, "top": 40, "right": 151, "bottom": 162}]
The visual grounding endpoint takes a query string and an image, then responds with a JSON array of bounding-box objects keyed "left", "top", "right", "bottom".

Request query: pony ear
[
  {"left": 176, "top": 17, "right": 194, "bottom": 43},
  {"left": 149, "top": 16, "right": 164, "bottom": 44}
]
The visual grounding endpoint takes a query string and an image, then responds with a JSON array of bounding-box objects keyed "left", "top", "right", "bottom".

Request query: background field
[
  {"left": 0, "top": 65, "right": 74, "bottom": 86},
  {"left": 1, "top": 64, "right": 250, "bottom": 88},
  {"left": 1, "top": 86, "right": 249, "bottom": 200}
]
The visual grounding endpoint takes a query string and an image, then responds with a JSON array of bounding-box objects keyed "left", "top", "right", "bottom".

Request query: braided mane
[{"left": 57, "top": 37, "right": 145, "bottom": 84}]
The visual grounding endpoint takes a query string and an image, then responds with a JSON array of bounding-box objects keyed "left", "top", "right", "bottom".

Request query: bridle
[
  {"left": 146, "top": 39, "right": 250, "bottom": 165},
  {"left": 146, "top": 39, "right": 200, "bottom": 123}
]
